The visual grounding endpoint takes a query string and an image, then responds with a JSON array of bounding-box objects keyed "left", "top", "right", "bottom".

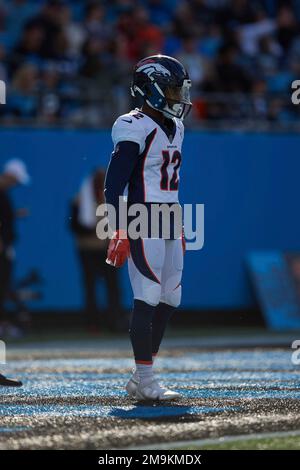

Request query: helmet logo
[{"left": 136, "top": 63, "right": 171, "bottom": 78}]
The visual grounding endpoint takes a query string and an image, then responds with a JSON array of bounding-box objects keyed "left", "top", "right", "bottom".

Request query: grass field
[
  {"left": 177, "top": 435, "right": 300, "bottom": 450},
  {"left": 0, "top": 329, "right": 300, "bottom": 450}
]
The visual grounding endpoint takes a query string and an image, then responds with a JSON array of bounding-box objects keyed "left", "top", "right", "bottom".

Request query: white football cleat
[
  {"left": 125, "top": 373, "right": 139, "bottom": 398},
  {"left": 135, "top": 378, "right": 182, "bottom": 402}
]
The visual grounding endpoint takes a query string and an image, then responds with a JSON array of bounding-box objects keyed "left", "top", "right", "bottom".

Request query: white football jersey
[{"left": 111, "top": 109, "right": 184, "bottom": 204}]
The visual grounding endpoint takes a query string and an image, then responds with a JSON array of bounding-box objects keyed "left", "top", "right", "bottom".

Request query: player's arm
[
  {"left": 104, "top": 117, "right": 145, "bottom": 267},
  {"left": 104, "top": 141, "right": 140, "bottom": 267},
  {"left": 104, "top": 140, "right": 140, "bottom": 228}
]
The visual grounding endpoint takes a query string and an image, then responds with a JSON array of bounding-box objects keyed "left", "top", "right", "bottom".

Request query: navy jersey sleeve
[{"left": 104, "top": 140, "right": 140, "bottom": 231}]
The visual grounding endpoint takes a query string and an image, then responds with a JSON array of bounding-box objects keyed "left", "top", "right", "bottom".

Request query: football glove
[{"left": 106, "top": 230, "right": 130, "bottom": 267}]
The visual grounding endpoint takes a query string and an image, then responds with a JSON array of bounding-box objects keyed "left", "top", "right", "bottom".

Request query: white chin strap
[
  {"left": 144, "top": 99, "right": 183, "bottom": 120},
  {"left": 162, "top": 103, "right": 184, "bottom": 120}
]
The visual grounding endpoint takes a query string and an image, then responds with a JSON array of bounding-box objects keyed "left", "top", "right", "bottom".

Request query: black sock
[
  {"left": 152, "top": 302, "right": 175, "bottom": 357},
  {"left": 129, "top": 299, "right": 156, "bottom": 364}
]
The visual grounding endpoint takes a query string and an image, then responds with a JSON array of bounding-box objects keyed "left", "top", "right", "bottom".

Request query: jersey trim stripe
[
  {"left": 129, "top": 238, "right": 161, "bottom": 284},
  {"left": 141, "top": 238, "right": 161, "bottom": 284},
  {"left": 142, "top": 128, "right": 157, "bottom": 202}
]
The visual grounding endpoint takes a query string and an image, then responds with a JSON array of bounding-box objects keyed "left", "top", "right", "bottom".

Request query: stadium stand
[{"left": 0, "top": 0, "right": 299, "bottom": 129}]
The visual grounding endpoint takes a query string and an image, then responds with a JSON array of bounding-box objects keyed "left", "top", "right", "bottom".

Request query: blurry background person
[
  {"left": 70, "top": 168, "right": 122, "bottom": 332},
  {"left": 9, "top": 62, "right": 39, "bottom": 122},
  {"left": 0, "top": 159, "right": 30, "bottom": 387},
  {"left": 0, "top": 159, "right": 30, "bottom": 334}
]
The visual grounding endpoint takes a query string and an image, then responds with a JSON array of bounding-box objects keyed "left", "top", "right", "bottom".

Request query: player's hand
[
  {"left": 106, "top": 230, "right": 130, "bottom": 267},
  {"left": 182, "top": 227, "right": 186, "bottom": 255}
]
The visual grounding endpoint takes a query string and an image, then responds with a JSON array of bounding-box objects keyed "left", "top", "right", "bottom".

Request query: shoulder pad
[{"left": 112, "top": 112, "right": 146, "bottom": 153}]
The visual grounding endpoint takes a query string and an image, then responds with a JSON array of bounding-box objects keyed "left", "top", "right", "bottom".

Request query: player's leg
[
  {"left": 127, "top": 238, "right": 181, "bottom": 400},
  {"left": 128, "top": 238, "right": 164, "bottom": 384},
  {"left": 152, "top": 238, "right": 184, "bottom": 357},
  {"left": 127, "top": 238, "right": 182, "bottom": 400}
]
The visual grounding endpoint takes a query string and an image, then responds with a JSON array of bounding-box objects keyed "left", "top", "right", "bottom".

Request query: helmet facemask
[{"left": 162, "top": 79, "right": 192, "bottom": 121}]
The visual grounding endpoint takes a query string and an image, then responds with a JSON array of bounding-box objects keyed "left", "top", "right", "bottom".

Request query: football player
[{"left": 105, "top": 55, "right": 192, "bottom": 401}]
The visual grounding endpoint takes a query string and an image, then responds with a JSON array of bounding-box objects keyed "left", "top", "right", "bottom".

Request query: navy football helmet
[{"left": 131, "top": 55, "right": 192, "bottom": 121}]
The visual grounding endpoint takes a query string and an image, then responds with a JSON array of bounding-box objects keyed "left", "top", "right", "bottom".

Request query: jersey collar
[{"left": 137, "top": 109, "right": 177, "bottom": 144}]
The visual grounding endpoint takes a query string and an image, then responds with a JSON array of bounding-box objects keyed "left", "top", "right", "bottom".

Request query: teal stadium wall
[{"left": 1, "top": 129, "right": 300, "bottom": 311}]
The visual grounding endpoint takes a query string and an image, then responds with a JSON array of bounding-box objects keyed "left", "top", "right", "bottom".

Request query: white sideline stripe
[{"left": 126, "top": 429, "right": 300, "bottom": 450}]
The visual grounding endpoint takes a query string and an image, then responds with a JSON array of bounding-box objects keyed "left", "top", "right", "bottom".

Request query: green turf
[{"left": 176, "top": 435, "right": 300, "bottom": 450}]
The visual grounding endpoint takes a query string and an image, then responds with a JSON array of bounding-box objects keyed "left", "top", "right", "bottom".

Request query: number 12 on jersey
[{"left": 160, "top": 150, "right": 182, "bottom": 191}]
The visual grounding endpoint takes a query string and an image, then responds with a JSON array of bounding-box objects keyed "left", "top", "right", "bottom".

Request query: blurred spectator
[
  {"left": 255, "top": 35, "right": 282, "bottom": 79},
  {"left": 0, "top": 0, "right": 299, "bottom": 128},
  {"left": 189, "top": 0, "right": 216, "bottom": 31},
  {"left": 207, "top": 43, "right": 252, "bottom": 93},
  {"left": 0, "top": 159, "right": 30, "bottom": 338},
  {"left": 9, "top": 62, "right": 39, "bottom": 119},
  {"left": 133, "top": 6, "right": 165, "bottom": 57},
  {"left": 80, "top": 36, "right": 109, "bottom": 81},
  {"left": 277, "top": 5, "right": 299, "bottom": 52},
  {"left": 61, "top": 3, "right": 86, "bottom": 59},
  {"left": 38, "top": 63, "right": 62, "bottom": 123},
  {"left": 238, "top": 10, "right": 277, "bottom": 57},
  {"left": 200, "top": 42, "right": 252, "bottom": 121},
  {"left": 172, "top": 1, "right": 202, "bottom": 38},
  {"left": 117, "top": 5, "right": 164, "bottom": 60},
  {"left": 216, "top": 0, "right": 257, "bottom": 28},
  {"left": 84, "top": 1, "right": 110, "bottom": 39},
  {"left": 9, "top": 22, "right": 44, "bottom": 75},
  {"left": 176, "top": 35, "right": 210, "bottom": 87},
  {"left": 26, "top": 0, "right": 67, "bottom": 59},
  {"left": 70, "top": 169, "right": 123, "bottom": 332}
]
